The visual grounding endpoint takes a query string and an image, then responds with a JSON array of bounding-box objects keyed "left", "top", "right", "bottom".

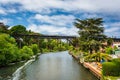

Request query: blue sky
[{"left": 0, "top": 0, "right": 120, "bottom": 37}]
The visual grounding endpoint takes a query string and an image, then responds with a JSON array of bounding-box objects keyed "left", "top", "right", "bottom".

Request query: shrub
[
  {"left": 112, "top": 58, "right": 120, "bottom": 63},
  {"left": 112, "top": 58, "right": 120, "bottom": 75},
  {"left": 0, "top": 34, "right": 20, "bottom": 66},
  {"left": 102, "top": 62, "right": 120, "bottom": 76},
  {"left": 42, "top": 48, "right": 49, "bottom": 53},
  {"left": 29, "top": 44, "right": 39, "bottom": 55},
  {"left": 20, "top": 46, "right": 33, "bottom": 60},
  {"left": 105, "top": 47, "right": 113, "bottom": 54}
]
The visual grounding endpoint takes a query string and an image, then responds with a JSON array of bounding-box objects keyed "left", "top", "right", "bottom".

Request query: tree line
[{"left": 0, "top": 22, "right": 71, "bottom": 66}]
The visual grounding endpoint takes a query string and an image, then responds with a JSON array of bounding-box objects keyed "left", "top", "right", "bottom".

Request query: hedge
[{"left": 102, "top": 58, "right": 120, "bottom": 76}]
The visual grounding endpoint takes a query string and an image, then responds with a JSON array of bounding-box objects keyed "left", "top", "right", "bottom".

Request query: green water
[
  {"left": 0, "top": 51, "right": 98, "bottom": 80},
  {"left": 0, "top": 62, "right": 24, "bottom": 80}
]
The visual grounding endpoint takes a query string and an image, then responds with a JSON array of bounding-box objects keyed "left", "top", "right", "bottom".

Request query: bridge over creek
[{"left": 13, "top": 34, "right": 78, "bottom": 48}]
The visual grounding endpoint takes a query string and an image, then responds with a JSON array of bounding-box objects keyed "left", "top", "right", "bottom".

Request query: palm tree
[
  {"left": 74, "top": 18, "right": 106, "bottom": 54},
  {"left": 85, "top": 52, "right": 112, "bottom": 62}
]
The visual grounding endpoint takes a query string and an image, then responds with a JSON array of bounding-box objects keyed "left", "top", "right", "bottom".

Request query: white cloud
[
  {"left": 105, "top": 22, "right": 120, "bottom": 32},
  {"left": 7, "top": 9, "right": 17, "bottom": 13},
  {"left": 32, "top": 14, "right": 75, "bottom": 26},
  {"left": 27, "top": 14, "right": 78, "bottom": 35},
  {"left": 105, "top": 22, "right": 120, "bottom": 37},
  {"left": 1, "top": 0, "right": 120, "bottom": 13},
  {"left": 0, "top": 19, "right": 11, "bottom": 24},
  {"left": 0, "top": 7, "right": 17, "bottom": 14},
  {"left": 105, "top": 27, "right": 119, "bottom": 33},
  {"left": 23, "top": 0, "right": 120, "bottom": 13},
  {"left": 1, "top": 0, "right": 120, "bottom": 37},
  {"left": 0, "top": 8, "right": 6, "bottom": 14},
  {"left": 27, "top": 24, "right": 78, "bottom": 36},
  {"left": 81, "top": 13, "right": 101, "bottom": 19}
]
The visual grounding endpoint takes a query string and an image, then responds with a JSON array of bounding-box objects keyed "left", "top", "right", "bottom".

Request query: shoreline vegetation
[
  {"left": 69, "top": 45, "right": 120, "bottom": 80},
  {"left": 0, "top": 33, "right": 71, "bottom": 67},
  {"left": 0, "top": 23, "right": 71, "bottom": 67},
  {"left": 69, "top": 18, "right": 120, "bottom": 80},
  {"left": 69, "top": 49, "right": 120, "bottom": 80},
  {"left": 69, "top": 50, "right": 102, "bottom": 79}
]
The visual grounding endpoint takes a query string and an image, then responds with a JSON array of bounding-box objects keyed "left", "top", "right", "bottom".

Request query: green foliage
[
  {"left": 74, "top": 18, "right": 106, "bottom": 54},
  {"left": 29, "top": 44, "right": 39, "bottom": 55},
  {"left": 0, "top": 23, "right": 9, "bottom": 34},
  {"left": 54, "top": 44, "right": 66, "bottom": 51},
  {"left": 10, "top": 25, "right": 26, "bottom": 36},
  {"left": 68, "top": 46, "right": 74, "bottom": 51},
  {"left": 20, "top": 46, "right": 33, "bottom": 60},
  {"left": 103, "top": 76, "right": 120, "bottom": 80},
  {"left": 0, "top": 23, "right": 72, "bottom": 66},
  {"left": 102, "top": 62, "right": 119, "bottom": 76},
  {"left": 69, "top": 48, "right": 81, "bottom": 57},
  {"left": 105, "top": 47, "right": 114, "bottom": 54},
  {"left": 102, "top": 58, "right": 120, "bottom": 76},
  {"left": 42, "top": 48, "right": 49, "bottom": 53},
  {"left": 112, "top": 58, "right": 120, "bottom": 73},
  {"left": 112, "top": 58, "right": 120, "bottom": 63},
  {"left": 0, "top": 34, "right": 20, "bottom": 65},
  {"left": 0, "top": 34, "right": 39, "bottom": 66},
  {"left": 107, "top": 38, "right": 113, "bottom": 46},
  {"left": 38, "top": 39, "right": 70, "bottom": 53},
  {"left": 85, "top": 52, "right": 112, "bottom": 62},
  {"left": 113, "top": 46, "right": 119, "bottom": 51}
]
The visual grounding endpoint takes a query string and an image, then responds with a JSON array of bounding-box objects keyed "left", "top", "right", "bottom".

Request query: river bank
[
  {"left": 0, "top": 53, "right": 40, "bottom": 80},
  {"left": 12, "top": 59, "right": 35, "bottom": 80},
  {"left": 0, "top": 62, "right": 25, "bottom": 80},
  {"left": 69, "top": 51, "right": 101, "bottom": 80}
]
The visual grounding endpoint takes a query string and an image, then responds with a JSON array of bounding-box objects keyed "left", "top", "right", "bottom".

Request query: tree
[
  {"left": 0, "top": 22, "right": 9, "bottom": 33},
  {"left": 74, "top": 18, "right": 106, "bottom": 54},
  {"left": 29, "top": 44, "right": 39, "bottom": 55},
  {"left": 107, "top": 38, "right": 113, "bottom": 46},
  {"left": 0, "top": 33, "right": 20, "bottom": 66},
  {"left": 20, "top": 46, "right": 33, "bottom": 60},
  {"left": 10, "top": 25, "right": 26, "bottom": 36},
  {"left": 85, "top": 52, "right": 112, "bottom": 62}
]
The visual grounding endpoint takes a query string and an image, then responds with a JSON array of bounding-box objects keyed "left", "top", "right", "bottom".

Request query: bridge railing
[{"left": 13, "top": 34, "right": 77, "bottom": 39}]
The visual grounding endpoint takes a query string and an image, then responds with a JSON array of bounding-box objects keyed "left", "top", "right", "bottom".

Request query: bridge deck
[{"left": 14, "top": 34, "right": 77, "bottom": 39}]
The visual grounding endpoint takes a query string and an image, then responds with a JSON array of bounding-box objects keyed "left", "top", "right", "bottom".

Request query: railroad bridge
[
  {"left": 13, "top": 34, "right": 77, "bottom": 48},
  {"left": 14, "top": 34, "right": 77, "bottom": 39},
  {"left": 13, "top": 34, "right": 120, "bottom": 49}
]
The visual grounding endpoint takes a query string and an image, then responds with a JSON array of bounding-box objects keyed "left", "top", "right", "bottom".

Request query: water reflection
[
  {"left": 0, "top": 62, "right": 24, "bottom": 80},
  {"left": 0, "top": 51, "right": 98, "bottom": 80},
  {"left": 20, "top": 51, "right": 98, "bottom": 80}
]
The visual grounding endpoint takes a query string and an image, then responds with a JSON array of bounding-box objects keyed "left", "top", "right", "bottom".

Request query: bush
[
  {"left": 112, "top": 58, "right": 120, "bottom": 63},
  {"left": 20, "top": 46, "right": 33, "bottom": 60},
  {"left": 102, "top": 61, "right": 120, "bottom": 76},
  {"left": 29, "top": 44, "right": 39, "bottom": 55},
  {"left": 0, "top": 34, "right": 20, "bottom": 66},
  {"left": 68, "top": 46, "right": 74, "bottom": 51},
  {"left": 42, "top": 48, "right": 49, "bottom": 53},
  {"left": 105, "top": 47, "right": 114, "bottom": 54},
  {"left": 102, "top": 62, "right": 116, "bottom": 76},
  {"left": 112, "top": 58, "right": 120, "bottom": 75}
]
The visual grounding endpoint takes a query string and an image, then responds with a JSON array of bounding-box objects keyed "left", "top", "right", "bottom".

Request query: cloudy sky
[{"left": 0, "top": 0, "right": 120, "bottom": 37}]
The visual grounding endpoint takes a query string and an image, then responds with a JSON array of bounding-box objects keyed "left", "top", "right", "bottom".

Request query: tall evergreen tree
[{"left": 74, "top": 18, "right": 106, "bottom": 54}]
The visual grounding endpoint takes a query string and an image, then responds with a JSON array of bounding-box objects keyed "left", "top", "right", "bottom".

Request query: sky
[{"left": 0, "top": 0, "right": 120, "bottom": 37}]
